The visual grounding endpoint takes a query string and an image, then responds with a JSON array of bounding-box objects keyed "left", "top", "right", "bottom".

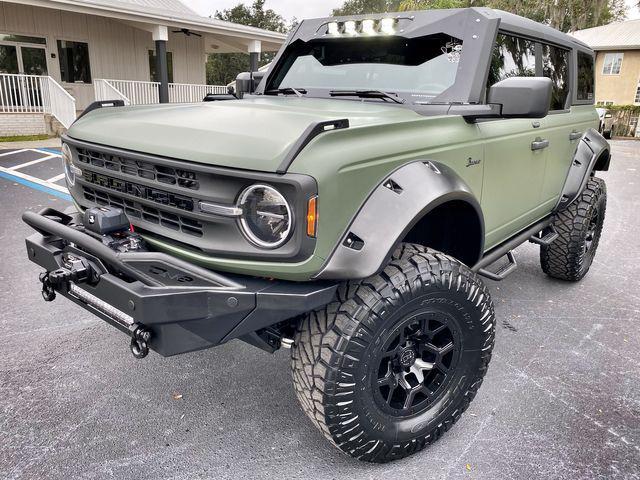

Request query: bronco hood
[{"left": 67, "top": 97, "right": 419, "bottom": 172}]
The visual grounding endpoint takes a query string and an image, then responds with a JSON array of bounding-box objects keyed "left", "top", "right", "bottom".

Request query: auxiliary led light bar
[
  {"left": 326, "top": 18, "right": 398, "bottom": 36},
  {"left": 70, "top": 283, "right": 134, "bottom": 327}
]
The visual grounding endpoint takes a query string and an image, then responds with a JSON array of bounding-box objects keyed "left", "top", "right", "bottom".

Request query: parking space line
[
  {"left": 0, "top": 166, "right": 71, "bottom": 201},
  {"left": 0, "top": 148, "right": 28, "bottom": 157},
  {"left": 36, "top": 147, "right": 62, "bottom": 155},
  {"left": 8, "top": 153, "right": 60, "bottom": 171},
  {"left": 47, "top": 173, "right": 66, "bottom": 183}
]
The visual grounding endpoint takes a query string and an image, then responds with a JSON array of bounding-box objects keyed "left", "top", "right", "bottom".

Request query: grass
[{"left": 0, "top": 134, "right": 53, "bottom": 142}]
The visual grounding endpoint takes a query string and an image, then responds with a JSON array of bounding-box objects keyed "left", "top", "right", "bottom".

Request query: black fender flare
[
  {"left": 555, "top": 128, "right": 610, "bottom": 212},
  {"left": 314, "top": 161, "right": 484, "bottom": 280}
]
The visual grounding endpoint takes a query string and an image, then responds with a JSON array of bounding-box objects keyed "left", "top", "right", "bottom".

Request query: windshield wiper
[
  {"left": 329, "top": 90, "right": 405, "bottom": 104},
  {"left": 265, "top": 87, "right": 307, "bottom": 97}
]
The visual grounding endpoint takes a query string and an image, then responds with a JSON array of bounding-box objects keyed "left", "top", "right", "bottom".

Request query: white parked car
[{"left": 596, "top": 107, "right": 614, "bottom": 139}]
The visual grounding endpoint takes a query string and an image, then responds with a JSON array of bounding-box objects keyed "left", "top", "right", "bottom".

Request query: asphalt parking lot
[{"left": 1, "top": 141, "right": 639, "bottom": 479}]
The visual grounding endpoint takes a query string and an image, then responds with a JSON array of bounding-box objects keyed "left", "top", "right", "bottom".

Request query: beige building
[
  {"left": 0, "top": 0, "right": 286, "bottom": 135},
  {"left": 571, "top": 19, "right": 640, "bottom": 106}
]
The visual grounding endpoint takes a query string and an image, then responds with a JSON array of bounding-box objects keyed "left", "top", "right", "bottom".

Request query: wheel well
[
  {"left": 401, "top": 200, "right": 483, "bottom": 267},
  {"left": 594, "top": 148, "right": 610, "bottom": 171}
]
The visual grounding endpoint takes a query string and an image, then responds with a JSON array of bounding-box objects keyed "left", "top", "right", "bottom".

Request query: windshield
[{"left": 269, "top": 34, "right": 462, "bottom": 102}]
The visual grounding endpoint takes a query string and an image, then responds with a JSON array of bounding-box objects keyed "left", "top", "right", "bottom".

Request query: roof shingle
[{"left": 570, "top": 19, "right": 640, "bottom": 50}]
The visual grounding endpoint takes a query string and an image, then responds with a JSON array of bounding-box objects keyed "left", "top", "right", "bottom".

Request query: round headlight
[
  {"left": 61, "top": 143, "right": 75, "bottom": 186},
  {"left": 237, "top": 184, "right": 293, "bottom": 249}
]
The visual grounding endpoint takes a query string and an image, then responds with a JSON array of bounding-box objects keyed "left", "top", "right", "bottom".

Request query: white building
[{"left": 0, "top": 0, "right": 286, "bottom": 136}]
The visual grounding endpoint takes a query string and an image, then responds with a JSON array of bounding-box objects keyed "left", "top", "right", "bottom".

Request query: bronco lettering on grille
[{"left": 83, "top": 170, "right": 195, "bottom": 211}]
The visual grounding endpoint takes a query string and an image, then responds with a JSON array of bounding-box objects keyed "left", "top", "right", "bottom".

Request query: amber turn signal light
[{"left": 307, "top": 196, "right": 318, "bottom": 237}]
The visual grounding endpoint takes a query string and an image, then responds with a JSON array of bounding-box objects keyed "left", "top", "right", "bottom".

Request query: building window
[
  {"left": 542, "top": 43, "right": 570, "bottom": 110},
  {"left": 602, "top": 52, "right": 623, "bottom": 75},
  {"left": 576, "top": 51, "right": 594, "bottom": 101},
  {"left": 635, "top": 79, "right": 640, "bottom": 104},
  {"left": 148, "top": 50, "right": 173, "bottom": 83},
  {"left": 57, "top": 40, "right": 91, "bottom": 83}
]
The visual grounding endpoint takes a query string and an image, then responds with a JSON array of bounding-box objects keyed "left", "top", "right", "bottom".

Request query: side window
[
  {"left": 602, "top": 52, "right": 623, "bottom": 75},
  {"left": 542, "top": 44, "right": 569, "bottom": 110},
  {"left": 576, "top": 51, "right": 594, "bottom": 102},
  {"left": 57, "top": 40, "right": 91, "bottom": 84},
  {"left": 487, "top": 33, "right": 536, "bottom": 87}
]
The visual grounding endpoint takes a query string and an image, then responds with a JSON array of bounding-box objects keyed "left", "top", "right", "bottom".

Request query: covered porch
[{"left": 0, "top": 0, "right": 285, "bottom": 133}]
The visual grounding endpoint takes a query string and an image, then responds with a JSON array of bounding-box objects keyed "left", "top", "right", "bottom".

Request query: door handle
[
  {"left": 531, "top": 138, "right": 549, "bottom": 151},
  {"left": 569, "top": 131, "right": 583, "bottom": 141}
]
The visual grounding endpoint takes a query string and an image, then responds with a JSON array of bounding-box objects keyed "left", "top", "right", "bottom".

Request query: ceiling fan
[{"left": 172, "top": 28, "right": 202, "bottom": 37}]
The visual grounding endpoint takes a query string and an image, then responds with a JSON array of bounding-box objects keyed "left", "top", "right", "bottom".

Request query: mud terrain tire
[
  {"left": 291, "top": 244, "right": 495, "bottom": 463},
  {"left": 541, "top": 177, "right": 607, "bottom": 281}
]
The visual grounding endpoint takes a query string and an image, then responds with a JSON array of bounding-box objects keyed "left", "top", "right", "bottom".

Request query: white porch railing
[
  {"left": 169, "top": 83, "right": 227, "bottom": 103},
  {"left": 94, "top": 79, "right": 131, "bottom": 105},
  {"left": 94, "top": 79, "right": 227, "bottom": 105},
  {"left": 44, "top": 76, "right": 77, "bottom": 129},
  {"left": 0, "top": 73, "right": 76, "bottom": 129},
  {"left": 99, "top": 79, "right": 159, "bottom": 105}
]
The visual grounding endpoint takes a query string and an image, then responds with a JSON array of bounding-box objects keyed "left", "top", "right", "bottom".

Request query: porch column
[
  {"left": 153, "top": 25, "right": 169, "bottom": 103},
  {"left": 248, "top": 40, "right": 261, "bottom": 73}
]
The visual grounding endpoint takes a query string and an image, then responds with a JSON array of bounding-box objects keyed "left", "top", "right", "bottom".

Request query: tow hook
[
  {"left": 39, "top": 254, "right": 94, "bottom": 302},
  {"left": 39, "top": 272, "right": 56, "bottom": 302},
  {"left": 130, "top": 326, "right": 152, "bottom": 359}
]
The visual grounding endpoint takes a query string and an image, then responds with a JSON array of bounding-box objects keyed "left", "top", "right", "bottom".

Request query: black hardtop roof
[
  {"left": 487, "top": 9, "right": 591, "bottom": 50},
  {"left": 312, "top": 7, "right": 592, "bottom": 52}
]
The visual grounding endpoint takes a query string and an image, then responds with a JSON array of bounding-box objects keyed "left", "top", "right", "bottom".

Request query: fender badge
[{"left": 466, "top": 157, "right": 481, "bottom": 167}]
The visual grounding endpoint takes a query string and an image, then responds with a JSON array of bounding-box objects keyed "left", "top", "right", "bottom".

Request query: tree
[
  {"left": 396, "top": 0, "right": 626, "bottom": 32},
  {"left": 332, "top": 0, "right": 402, "bottom": 15},
  {"left": 206, "top": 0, "right": 288, "bottom": 85}
]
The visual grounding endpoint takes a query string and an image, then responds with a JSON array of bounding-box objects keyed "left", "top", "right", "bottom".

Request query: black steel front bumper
[{"left": 23, "top": 208, "right": 337, "bottom": 357}]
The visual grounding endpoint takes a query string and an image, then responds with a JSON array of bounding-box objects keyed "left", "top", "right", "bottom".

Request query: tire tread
[
  {"left": 541, "top": 177, "right": 607, "bottom": 281},
  {"left": 291, "top": 245, "right": 495, "bottom": 463}
]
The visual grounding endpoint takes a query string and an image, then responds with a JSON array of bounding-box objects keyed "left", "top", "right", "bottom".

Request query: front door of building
[
  {"left": 19, "top": 46, "right": 48, "bottom": 75},
  {"left": 0, "top": 44, "right": 47, "bottom": 75},
  {"left": 0, "top": 41, "right": 48, "bottom": 109}
]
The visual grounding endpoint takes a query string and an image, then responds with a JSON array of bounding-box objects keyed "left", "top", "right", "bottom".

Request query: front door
[
  {"left": 0, "top": 42, "right": 48, "bottom": 109},
  {"left": 479, "top": 33, "right": 549, "bottom": 250},
  {"left": 0, "top": 44, "right": 48, "bottom": 75},
  {"left": 479, "top": 118, "right": 549, "bottom": 249},
  {"left": 0, "top": 44, "right": 19, "bottom": 73},
  {"left": 19, "top": 46, "right": 48, "bottom": 75}
]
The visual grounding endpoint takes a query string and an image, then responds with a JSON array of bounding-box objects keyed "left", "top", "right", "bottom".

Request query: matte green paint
[
  {"left": 479, "top": 105, "right": 598, "bottom": 248},
  {"left": 67, "top": 99, "right": 598, "bottom": 281},
  {"left": 68, "top": 98, "right": 419, "bottom": 173}
]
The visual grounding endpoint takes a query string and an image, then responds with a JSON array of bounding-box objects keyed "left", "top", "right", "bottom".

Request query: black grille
[
  {"left": 83, "top": 170, "right": 194, "bottom": 212},
  {"left": 76, "top": 148, "right": 199, "bottom": 190},
  {"left": 82, "top": 186, "right": 203, "bottom": 237}
]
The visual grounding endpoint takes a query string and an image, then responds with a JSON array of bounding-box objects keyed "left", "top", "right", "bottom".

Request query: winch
[{"left": 82, "top": 206, "right": 146, "bottom": 253}]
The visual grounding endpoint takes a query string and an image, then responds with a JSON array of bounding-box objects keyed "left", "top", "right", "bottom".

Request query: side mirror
[
  {"left": 235, "top": 71, "right": 266, "bottom": 99},
  {"left": 487, "top": 77, "right": 553, "bottom": 118}
]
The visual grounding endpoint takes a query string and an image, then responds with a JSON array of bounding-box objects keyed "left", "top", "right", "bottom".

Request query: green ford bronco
[{"left": 24, "top": 8, "right": 610, "bottom": 463}]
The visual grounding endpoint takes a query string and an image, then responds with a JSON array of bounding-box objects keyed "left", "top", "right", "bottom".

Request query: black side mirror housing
[
  {"left": 487, "top": 77, "right": 553, "bottom": 118},
  {"left": 235, "top": 71, "right": 266, "bottom": 98}
]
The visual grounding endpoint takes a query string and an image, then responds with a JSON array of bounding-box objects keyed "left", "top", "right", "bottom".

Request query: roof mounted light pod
[{"left": 324, "top": 18, "right": 399, "bottom": 36}]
